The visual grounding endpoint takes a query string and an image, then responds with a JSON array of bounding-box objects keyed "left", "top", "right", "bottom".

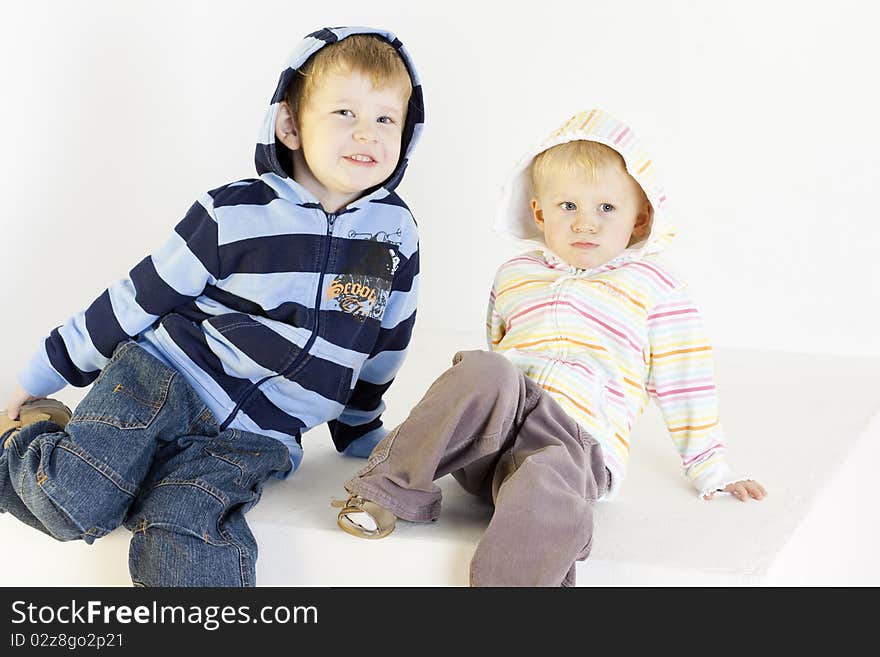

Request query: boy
[
  {"left": 334, "top": 109, "right": 765, "bottom": 586},
  {"left": 0, "top": 27, "right": 425, "bottom": 587}
]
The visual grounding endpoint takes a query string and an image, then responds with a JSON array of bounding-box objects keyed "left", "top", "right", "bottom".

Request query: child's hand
[
  {"left": 5, "top": 384, "right": 40, "bottom": 420},
  {"left": 703, "top": 479, "right": 767, "bottom": 502}
]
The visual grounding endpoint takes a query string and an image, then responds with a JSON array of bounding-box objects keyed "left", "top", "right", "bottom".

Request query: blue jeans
[{"left": 0, "top": 341, "right": 291, "bottom": 586}]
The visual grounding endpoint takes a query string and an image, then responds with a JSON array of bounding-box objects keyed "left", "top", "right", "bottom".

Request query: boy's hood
[
  {"left": 255, "top": 26, "right": 424, "bottom": 195},
  {"left": 494, "top": 109, "right": 674, "bottom": 262}
]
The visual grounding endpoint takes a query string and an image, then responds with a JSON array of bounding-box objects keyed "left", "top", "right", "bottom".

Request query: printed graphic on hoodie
[{"left": 327, "top": 229, "right": 402, "bottom": 321}]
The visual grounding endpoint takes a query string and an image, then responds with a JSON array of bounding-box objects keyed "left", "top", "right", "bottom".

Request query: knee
[
  {"left": 4, "top": 430, "right": 133, "bottom": 542},
  {"left": 452, "top": 350, "right": 519, "bottom": 390}
]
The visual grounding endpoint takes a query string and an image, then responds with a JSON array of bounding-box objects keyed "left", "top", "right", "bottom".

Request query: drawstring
[
  {"left": 551, "top": 273, "right": 574, "bottom": 288},
  {"left": 550, "top": 270, "right": 592, "bottom": 287},
  {"left": 543, "top": 249, "right": 595, "bottom": 287}
]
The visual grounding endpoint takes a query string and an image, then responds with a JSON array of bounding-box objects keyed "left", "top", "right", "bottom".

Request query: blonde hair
[
  {"left": 530, "top": 140, "right": 634, "bottom": 197},
  {"left": 285, "top": 34, "right": 412, "bottom": 122}
]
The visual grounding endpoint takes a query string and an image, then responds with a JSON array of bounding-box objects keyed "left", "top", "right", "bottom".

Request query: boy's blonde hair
[{"left": 284, "top": 34, "right": 412, "bottom": 122}]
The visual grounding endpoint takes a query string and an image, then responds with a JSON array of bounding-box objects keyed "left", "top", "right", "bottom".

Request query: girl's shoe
[
  {"left": 0, "top": 399, "right": 72, "bottom": 448},
  {"left": 332, "top": 493, "right": 397, "bottom": 539}
]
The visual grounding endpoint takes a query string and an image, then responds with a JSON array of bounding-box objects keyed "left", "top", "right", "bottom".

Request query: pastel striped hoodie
[
  {"left": 491, "top": 110, "right": 739, "bottom": 498},
  {"left": 17, "top": 27, "right": 425, "bottom": 473}
]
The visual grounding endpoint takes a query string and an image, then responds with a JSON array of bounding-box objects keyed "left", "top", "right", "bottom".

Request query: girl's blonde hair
[{"left": 530, "top": 140, "right": 631, "bottom": 197}]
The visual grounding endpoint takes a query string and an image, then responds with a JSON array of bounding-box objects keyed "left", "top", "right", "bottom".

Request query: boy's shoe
[
  {"left": 0, "top": 399, "right": 72, "bottom": 448},
  {"left": 332, "top": 493, "right": 397, "bottom": 539}
]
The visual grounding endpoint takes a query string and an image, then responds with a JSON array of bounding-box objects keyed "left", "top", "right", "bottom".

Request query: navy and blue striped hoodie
[{"left": 18, "top": 27, "right": 425, "bottom": 473}]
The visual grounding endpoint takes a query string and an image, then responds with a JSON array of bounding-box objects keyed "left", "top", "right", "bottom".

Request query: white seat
[{"left": 2, "top": 329, "right": 878, "bottom": 586}]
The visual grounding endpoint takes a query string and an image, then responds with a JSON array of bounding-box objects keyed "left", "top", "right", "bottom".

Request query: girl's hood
[{"left": 494, "top": 109, "right": 674, "bottom": 261}]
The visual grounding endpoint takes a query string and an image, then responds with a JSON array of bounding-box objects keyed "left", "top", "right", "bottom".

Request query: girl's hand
[{"left": 704, "top": 479, "right": 767, "bottom": 502}]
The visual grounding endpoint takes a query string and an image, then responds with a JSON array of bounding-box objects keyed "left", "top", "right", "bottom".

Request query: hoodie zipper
[
  {"left": 543, "top": 272, "right": 567, "bottom": 386},
  {"left": 219, "top": 210, "right": 338, "bottom": 430}
]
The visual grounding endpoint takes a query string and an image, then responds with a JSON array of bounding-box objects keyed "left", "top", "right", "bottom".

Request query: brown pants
[{"left": 345, "top": 350, "right": 608, "bottom": 587}]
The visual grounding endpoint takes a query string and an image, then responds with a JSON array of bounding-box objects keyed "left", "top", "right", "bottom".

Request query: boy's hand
[
  {"left": 703, "top": 479, "right": 767, "bottom": 502},
  {"left": 5, "top": 384, "right": 40, "bottom": 420}
]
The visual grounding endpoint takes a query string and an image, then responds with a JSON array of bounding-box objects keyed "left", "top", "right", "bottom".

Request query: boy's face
[
  {"left": 276, "top": 70, "right": 408, "bottom": 212},
  {"left": 531, "top": 165, "right": 651, "bottom": 270}
]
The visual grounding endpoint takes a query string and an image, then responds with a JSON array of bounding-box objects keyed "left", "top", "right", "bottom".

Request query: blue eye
[
  {"left": 599, "top": 203, "right": 615, "bottom": 213},
  {"left": 559, "top": 201, "right": 577, "bottom": 211}
]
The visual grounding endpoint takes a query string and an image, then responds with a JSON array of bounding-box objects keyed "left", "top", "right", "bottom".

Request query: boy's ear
[
  {"left": 531, "top": 199, "right": 546, "bottom": 232},
  {"left": 275, "top": 101, "right": 301, "bottom": 150},
  {"left": 632, "top": 202, "right": 654, "bottom": 240}
]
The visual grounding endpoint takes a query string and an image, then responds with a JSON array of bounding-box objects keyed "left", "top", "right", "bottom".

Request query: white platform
[{"left": 2, "top": 328, "right": 879, "bottom": 586}]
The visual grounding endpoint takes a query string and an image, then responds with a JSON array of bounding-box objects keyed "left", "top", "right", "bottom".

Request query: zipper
[
  {"left": 536, "top": 274, "right": 566, "bottom": 387},
  {"left": 220, "top": 210, "right": 338, "bottom": 430},
  {"left": 278, "top": 210, "right": 338, "bottom": 378},
  {"left": 553, "top": 273, "right": 566, "bottom": 357}
]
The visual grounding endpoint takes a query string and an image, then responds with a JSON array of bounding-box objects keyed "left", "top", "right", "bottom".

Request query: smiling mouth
[{"left": 344, "top": 154, "right": 377, "bottom": 165}]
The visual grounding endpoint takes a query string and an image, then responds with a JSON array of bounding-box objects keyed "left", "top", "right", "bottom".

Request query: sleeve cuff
[
  {"left": 342, "top": 426, "right": 388, "bottom": 458},
  {"left": 698, "top": 475, "right": 753, "bottom": 500},
  {"left": 690, "top": 460, "right": 733, "bottom": 498},
  {"left": 17, "top": 348, "right": 68, "bottom": 397}
]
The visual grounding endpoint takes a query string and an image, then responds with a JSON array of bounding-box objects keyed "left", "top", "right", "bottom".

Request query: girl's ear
[
  {"left": 632, "top": 202, "right": 653, "bottom": 239},
  {"left": 275, "top": 101, "right": 301, "bottom": 150},
  {"left": 531, "top": 198, "right": 546, "bottom": 232}
]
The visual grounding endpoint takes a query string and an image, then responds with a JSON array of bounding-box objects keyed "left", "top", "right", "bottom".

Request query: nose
[
  {"left": 572, "top": 217, "right": 598, "bottom": 234},
  {"left": 353, "top": 120, "right": 378, "bottom": 144}
]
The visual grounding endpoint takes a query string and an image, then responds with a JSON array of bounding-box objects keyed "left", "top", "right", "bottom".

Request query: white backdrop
[{"left": 1, "top": 0, "right": 879, "bottom": 390}]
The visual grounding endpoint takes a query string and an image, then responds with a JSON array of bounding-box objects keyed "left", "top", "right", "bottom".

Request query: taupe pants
[{"left": 345, "top": 350, "right": 608, "bottom": 587}]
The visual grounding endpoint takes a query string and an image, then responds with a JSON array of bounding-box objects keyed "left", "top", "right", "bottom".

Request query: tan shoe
[
  {"left": 332, "top": 493, "right": 397, "bottom": 539},
  {"left": 0, "top": 399, "right": 72, "bottom": 448}
]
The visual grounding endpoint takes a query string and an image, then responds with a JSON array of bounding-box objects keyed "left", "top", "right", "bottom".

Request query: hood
[
  {"left": 255, "top": 26, "right": 424, "bottom": 195},
  {"left": 494, "top": 109, "right": 674, "bottom": 261}
]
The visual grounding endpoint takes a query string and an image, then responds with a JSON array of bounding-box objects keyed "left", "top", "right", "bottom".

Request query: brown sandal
[
  {"left": 0, "top": 399, "right": 72, "bottom": 448},
  {"left": 332, "top": 493, "right": 396, "bottom": 539}
]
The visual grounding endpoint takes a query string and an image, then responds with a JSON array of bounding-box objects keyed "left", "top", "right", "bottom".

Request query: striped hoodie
[
  {"left": 491, "top": 109, "right": 740, "bottom": 498},
  {"left": 18, "top": 27, "right": 425, "bottom": 473}
]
